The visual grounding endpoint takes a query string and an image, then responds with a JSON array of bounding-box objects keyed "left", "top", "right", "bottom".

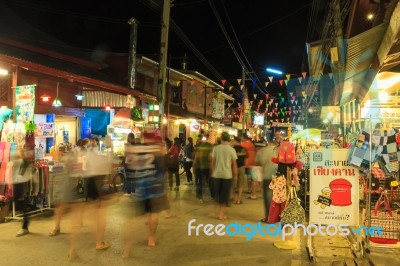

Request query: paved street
[{"left": 0, "top": 178, "right": 396, "bottom": 266}]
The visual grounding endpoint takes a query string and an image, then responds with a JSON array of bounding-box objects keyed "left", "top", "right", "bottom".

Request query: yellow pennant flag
[
  {"left": 286, "top": 74, "right": 290, "bottom": 81},
  {"left": 176, "top": 81, "right": 181, "bottom": 86},
  {"left": 205, "top": 80, "right": 210, "bottom": 86},
  {"left": 237, "top": 79, "right": 242, "bottom": 85},
  {"left": 229, "top": 86, "right": 233, "bottom": 91}
]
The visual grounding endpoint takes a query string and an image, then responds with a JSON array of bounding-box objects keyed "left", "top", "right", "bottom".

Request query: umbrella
[{"left": 292, "top": 128, "right": 322, "bottom": 141}]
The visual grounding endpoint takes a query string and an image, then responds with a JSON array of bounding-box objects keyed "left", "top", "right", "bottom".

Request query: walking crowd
[{"left": 14, "top": 129, "right": 305, "bottom": 260}]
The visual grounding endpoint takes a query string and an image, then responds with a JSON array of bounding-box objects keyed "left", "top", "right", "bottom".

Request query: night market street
[{"left": 0, "top": 179, "right": 395, "bottom": 266}]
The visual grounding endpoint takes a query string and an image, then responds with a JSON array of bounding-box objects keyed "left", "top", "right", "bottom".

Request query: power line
[{"left": 203, "top": 2, "right": 312, "bottom": 55}]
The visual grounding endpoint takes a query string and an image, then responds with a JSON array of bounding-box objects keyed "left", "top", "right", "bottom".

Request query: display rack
[
  {"left": 5, "top": 161, "right": 53, "bottom": 221},
  {"left": 357, "top": 118, "right": 400, "bottom": 258}
]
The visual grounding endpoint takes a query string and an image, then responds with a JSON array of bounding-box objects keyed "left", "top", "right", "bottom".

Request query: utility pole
[{"left": 158, "top": 0, "right": 171, "bottom": 136}]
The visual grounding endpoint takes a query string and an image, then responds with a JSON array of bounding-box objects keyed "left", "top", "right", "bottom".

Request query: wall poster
[{"left": 15, "top": 84, "right": 36, "bottom": 123}]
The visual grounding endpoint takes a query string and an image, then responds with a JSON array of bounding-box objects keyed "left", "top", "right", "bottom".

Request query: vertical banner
[
  {"left": 310, "top": 149, "right": 359, "bottom": 226},
  {"left": 15, "top": 84, "right": 36, "bottom": 123}
]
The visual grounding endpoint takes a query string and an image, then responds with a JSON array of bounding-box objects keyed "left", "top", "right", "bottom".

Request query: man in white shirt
[{"left": 210, "top": 132, "right": 238, "bottom": 220}]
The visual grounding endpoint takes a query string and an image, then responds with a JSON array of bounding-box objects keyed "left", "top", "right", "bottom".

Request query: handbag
[
  {"left": 280, "top": 186, "right": 305, "bottom": 225},
  {"left": 167, "top": 154, "right": 179, "bottom": 171},
  {"left": 369, "top": 192, "right": 399, "bottom": 244}
]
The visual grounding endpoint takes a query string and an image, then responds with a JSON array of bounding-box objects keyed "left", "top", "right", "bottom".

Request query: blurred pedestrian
[
  {"left": 241, "top": 133, "right": 256, "bottom": 199},
  {"left": 69, "top": 138, "right": 110, "bottom": 260},
  {"left": 210, "top": 132, "right": 237, "bottom": 220},
  {"left": 231, "top": 136, "right": 247, "bottom": 204},
  {"left": 254, "top": 139, "right": 278, "bottom": 223},
  {"left": 193, "top": 134, "right": 213, "bottom": 203},
  {"left": 167, "top": 137, "right": 180, "bottom": 191},
  {"left": 183, "top": 137, "right": 194, "bottom": 185},
  {"left": 122, "top": 132, "right": 169, "bottom": 257},
  {"left": 123, "top": 133, "right": 136, "bottom": 196}
]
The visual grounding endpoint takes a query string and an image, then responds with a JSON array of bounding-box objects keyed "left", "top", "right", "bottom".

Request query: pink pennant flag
[
  {"left": 279, "top": 80, "right": 283, "bottom": 86},
  {"left": 268, "top": 76, "right": 273, "bottom": 82},
  {"left": 302, "top": 72, "right": 307, "bottom": 78},
  {"left": 250, "top": 101, "right": 253, "bottom": 106},
  {"left": 221, "top": 80, "right": 227, "bottom": 86},
  {"left": 265, "top": 93, "right": 269, "bottom": 99},
  {"left": 292, "top": 96, "right": 295, "bottom": 100},
  {"left": 229, "top": 94, "right": 233, "bottom": 97},
  {"left": 237, "top": 79, "right": 242, "bottom": 85},
  {"left": 265, "top": 82, "right": 270, "bottom": 87}
]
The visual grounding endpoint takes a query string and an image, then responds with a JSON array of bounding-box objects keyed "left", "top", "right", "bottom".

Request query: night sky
[{"left": 0, "top": 0, "right": 325, "bottom": 79}]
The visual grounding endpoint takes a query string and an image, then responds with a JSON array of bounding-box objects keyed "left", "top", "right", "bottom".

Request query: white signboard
[
  {"left": 361, "top": 107, "right": 400, "bottom": 119},
  {"left": 309, "top": 149, "right": 359, "bottom": 226}
]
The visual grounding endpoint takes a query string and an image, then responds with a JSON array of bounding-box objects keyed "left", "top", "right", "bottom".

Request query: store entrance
[{"left": 179, "top": 124, "right": 186, "bottom": 146}]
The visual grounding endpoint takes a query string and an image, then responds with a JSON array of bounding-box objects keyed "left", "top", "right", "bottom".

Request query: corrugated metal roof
[{"left": 345, "top": 23, "right": 387, "bottom": 74}]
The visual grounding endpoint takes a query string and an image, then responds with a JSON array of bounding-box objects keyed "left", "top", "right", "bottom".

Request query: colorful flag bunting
[{"left": 298, "top": 77, "right": 302, "bottom": 84}]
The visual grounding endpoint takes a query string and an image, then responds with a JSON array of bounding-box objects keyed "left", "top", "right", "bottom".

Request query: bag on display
[
  {"left": 280, "top": 186, "right": 305, "bottom": 225},
  {"left": 369, "top": 192, "right": 399, "bottom": 244},
  {"left": 278, "top": 141, "right": 296, "bottom": 164}
]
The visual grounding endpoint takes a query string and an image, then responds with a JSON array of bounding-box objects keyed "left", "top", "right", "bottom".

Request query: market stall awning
[{"left": 292, "top": 128, "right": 322, "bottom": 141}]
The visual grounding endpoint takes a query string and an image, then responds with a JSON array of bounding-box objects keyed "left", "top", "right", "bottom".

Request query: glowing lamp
[
  {"left": 105, "top": 105, "right": 111, "bottom": 111},
  {"left": 52, "top": 97, "right": 62, "bottom": 107},
  {"left": 0, "top": 69, "right": 9, "bottom": 75},
  {"left": 52, "top": 82, "right": 62, "bottom": 107},
  {"left": 75, "top": 94, "right": 84, "bottom": 101},
  {"left": 40, "top": 95, "right": 51, "bottom": 102}
]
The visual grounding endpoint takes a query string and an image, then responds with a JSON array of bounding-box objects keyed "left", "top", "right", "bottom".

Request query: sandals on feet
[
  {"left": 49, "top": 228, "right": 60, "bottom": 237},
  {"left": 247, "top": 196, "right": 257, "bottom": 200},
  {"left": 95, "top": 242, "right": 110, "bottom": 250}
]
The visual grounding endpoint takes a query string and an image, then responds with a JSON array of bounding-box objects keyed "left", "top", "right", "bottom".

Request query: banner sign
[
  {"left": 15, "top": 84, "right": 36, "bottom": 123},
  {"left": 309, "top": 149, "right": 359, "bottom": 226},
  {"left": 361, "top": 107, "right": 400, "bottom": 119}
]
